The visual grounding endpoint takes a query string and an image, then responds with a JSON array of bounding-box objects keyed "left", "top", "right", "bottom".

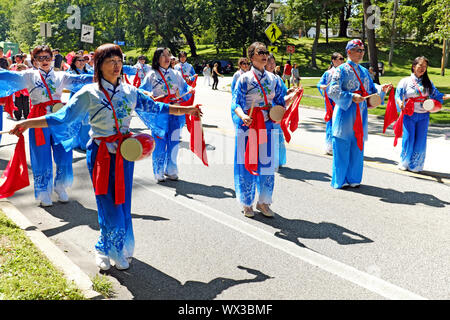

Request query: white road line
[{"left": 134, "top": 176, "right": 427, "bottom": 300}]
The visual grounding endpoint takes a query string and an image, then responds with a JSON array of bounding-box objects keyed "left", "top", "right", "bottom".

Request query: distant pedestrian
[
  {"left": 212, "top": 62, "right": 223, "bottom": 90},
  {"left": 290, "top": 63, "right": 300, "bottom": 88},
  {"left": 283, "top": 60, "right": 292, "bottom": 88},
  {"left": 203, "top": 63, "right": 211, "bottom": 86}
]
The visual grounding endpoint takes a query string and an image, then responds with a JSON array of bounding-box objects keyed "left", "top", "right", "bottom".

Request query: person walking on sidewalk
[
  {"left": 8, "top": 43, "right": 201, "bottom": 271},
  {"left": 212, "top": 62, "right": 223, "bottom": 90}
]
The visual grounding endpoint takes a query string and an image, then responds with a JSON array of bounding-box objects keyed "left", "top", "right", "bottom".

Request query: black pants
[
  {"left": 212, "top": 76, "right": 218, "bottom": 90},
  {"left": 14, "top": 95, "right": 30, "bottom": 120}
]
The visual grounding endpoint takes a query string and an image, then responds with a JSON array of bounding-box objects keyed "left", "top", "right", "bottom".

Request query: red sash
[
  {"left": 0, "top": 95, "right": 17, "bottom": 118},
  {"left": 92, "top": 87, "right": 132, "bottom": 205},
  {"left": 180, "top": 65, "right": 198, "bottom": 88},
  {"left": 392, "top": 96, "right": 422, "bottom": 147},
  {"left": 27, "top": 73, "right": 61, "bottom": 146},
  {"left": 348, "top": 64, "right": 369, "bottom": 151},
  {"left": 185, "top": 104, "right": 208, "bottom": 166},
  {"left": 133, "top": 70, "right": 141, "bottom": 88}
]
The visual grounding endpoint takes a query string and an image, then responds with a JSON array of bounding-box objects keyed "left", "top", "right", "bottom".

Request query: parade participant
[
  {"left": 231, "top": 42, "right": 286, "bottom": 218},
  {"left": 328, "top": 39, "right": 392, "bottom": 189},
  {"left": 133, "top": 55, "right": 150, "bottom": 87},
  {"left": 0, "top": 45, "right": 93, "bottom": 206},
  {"left": 140, "top": 47, "right": 195, "bottom": 182},
  {"left": 266, "top": 53, "right": 287, "bottom": 168},
  {"left": 174, "top": 51, "right": 197, "bottom": 86},
  {"left": 231, "top": 58, "right": 250, "bottom": 94},
  {"left": 394, "top": 56, "right": 449, "bottom": 172},
  {"left": 68, "top": 54, "right": 94, "bottom": 151},
  {"left": 8, "top": 43, "right": 201, "bottom": 271},
  {"left": 317, "top": 52, "right": 345, "bottom": 155}
]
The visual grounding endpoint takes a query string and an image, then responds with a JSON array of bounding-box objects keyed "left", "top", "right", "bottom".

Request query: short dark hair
[
  {"left": 178, "top": 51, "right": 187, "bottom": 59},
  {"left": 152, "top": 47, "right": 170, "bottom": 70},
  {"left": 247, "top": 42, "right": 266, "bottom": 60},
  {"left": 93, "top": 43, "right": 123, "bottom": 90},
  {"left": 32, "top": 45, "right": 52, "bottom": 59},
  {"left": 138, "top": 55, "right": 146, "bottom": 61}
]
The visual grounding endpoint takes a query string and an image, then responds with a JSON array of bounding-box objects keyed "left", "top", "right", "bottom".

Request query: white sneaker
[
  {"left": 398, "top": 164, "right": 408, "bottom": 171},
  {"left": 113, "top": 256, "right": 129, "bottom": 270},
  {"left": 95, "top": 251, "right": 111, "bottom": 271},
  {"left": 55, "top": 187, "right": 69, "bottom": 203},
  {"left": 40, "top": 192, "right": 53, "bottom": 207},
  {"left": 350, "top": 183, "right": 360, "bottom": 188}
]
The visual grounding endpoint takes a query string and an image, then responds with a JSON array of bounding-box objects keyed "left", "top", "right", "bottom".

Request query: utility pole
[{"left": 441, "top": 38, "right": 447, "bottom": 76}]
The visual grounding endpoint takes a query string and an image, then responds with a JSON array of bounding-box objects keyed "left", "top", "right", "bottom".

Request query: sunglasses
[
  {"left": 241, "top": 62, "right": 249, "bottom": 65},
  {"left": 257, "top": 50, "right": 270, "bottom": 56},
  {"left": 334, "top": 57, "right": 345, "bottom": 61},
  {"left": 353, "top": 49, "right": 365, "bottom": 53},
  {"left": 36, "top": 55, "right": 52, "bottom": 62}
]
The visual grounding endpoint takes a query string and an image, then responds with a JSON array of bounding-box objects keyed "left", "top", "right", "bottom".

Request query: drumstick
[
  {"left": 249, "top": 100, "right": 255, "bottom": 118},
  {"left": 0, "top": 130, "right": 11, "bottom": 135},
  {"left": 364, "top": 93, "right": 379, "bottom": 100}
]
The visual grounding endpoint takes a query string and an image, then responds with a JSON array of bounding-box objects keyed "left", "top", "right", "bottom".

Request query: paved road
[{"left": 0, "top": 76, "right": 449, "bottom": 300}]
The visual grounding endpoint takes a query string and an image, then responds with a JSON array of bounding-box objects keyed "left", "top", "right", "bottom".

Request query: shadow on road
[
  {"left": 104, "top": 263, "right": 272, "bottom": 300},
  {"left": 41, "top": 200, "right": 169, "bottom": 237},
  {"left": 159, "top": 179, "right": 236, "bottom": 200},
  {"left": 346, "top": 184, "right": 450, "bottom": 208},
  {"left": 252, "top": 214, "right": 373, "bottom": 249},
  {"left": 278, "top": 166, "right": 331, "bottom": 183}
]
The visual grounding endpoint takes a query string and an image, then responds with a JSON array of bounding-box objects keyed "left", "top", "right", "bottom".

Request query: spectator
[
  {"left": 53, "top": 49, "right": 63, "bottom": 71},
  {"left": 10, "top": 54, "right": 26, "bottom": 71},
  {"left": 13, "top": 63, "right": 30, "bottom": 120},
  {"left": 203, "top": 63, "right": 211, "bottom": 86},
  {"left": 274, "top": 65, "right": 282, "bottom": 77},
  {"left": 212, "top": 62, "right": 223, "bottom": 90},
  {"left": 283, "top": 60, "right": 292, "bottom": 88},
  {"left": 290, "top": 63, "right": 300, "bottom": 88}
]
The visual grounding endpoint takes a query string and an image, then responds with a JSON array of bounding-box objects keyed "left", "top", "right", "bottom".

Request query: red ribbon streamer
[
  {"left": 0, "top": 135, "right": 30, "bottom": 199},
  {"left": 185, "top": 105, "right": 208, "bottom": 166}
]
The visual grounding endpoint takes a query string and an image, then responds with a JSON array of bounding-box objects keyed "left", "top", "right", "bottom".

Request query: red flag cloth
[
  {"left": 245, "top": 107, "right": 268, "bottom": 175},
  {"left": 5, "top": 49, "right": 11, "bottom": 58},
  {"left": 383, "top": 89, "right": 398, "bottom": 133},
  {"left": 0, "top": 135, "right": 30, "bottom": 198},
  {"left": 133, "top": 71, "right": 141, "bottom": 88},
  {"left": 324, "top": 90, "right": 334, "bottom": 123},
  {"left": 281, "top": 89, "right": 303, "bottom": 143},
  {"left": 0, "top": 95, "right": 17, "bottom": 118},
  {"left": 185, "top": 105, "right": 208, "bottom": 167},
  {"left": 392, "top": 97, "right": 419, "bottom": 147},
  {"left": 351, "top": 89, "right": 367, "bottom": 151},
  {"left": 186, "top": 75, "right": 198, "bottom": 88}
]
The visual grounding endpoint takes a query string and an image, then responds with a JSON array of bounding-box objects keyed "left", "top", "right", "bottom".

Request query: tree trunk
[
  {"left": 339, "top": 1, "right": 351, "bottom": 37},
  {"left": 388, "top": 0, "right": 399, "bottom": 67},
  {"left": 311, "top": 15, "right": 321, "bottom": 69},
  {"left": 179, "top": 17, "right": 197, "bottom": 57},
  {"left": 363, "top": 0, "right": 379, "bottom": 84},
  {"left": 441, "top": 38, "right": 447, "bottom": 76},
  {"left": 325, "top": 12, "right": 329, "bottom": 44}
]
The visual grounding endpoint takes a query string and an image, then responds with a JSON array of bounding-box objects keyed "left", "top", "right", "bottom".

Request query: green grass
[
  {"left": 91, "top": 274, "right": 114, "bottom": 298},
  {"left": 0, "top": 211, "right": 85, "bottom": 300}
]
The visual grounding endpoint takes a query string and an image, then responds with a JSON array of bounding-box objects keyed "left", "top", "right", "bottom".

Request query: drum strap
[{"left": 94, "top": 87, "right": 132, "bottom": 205}]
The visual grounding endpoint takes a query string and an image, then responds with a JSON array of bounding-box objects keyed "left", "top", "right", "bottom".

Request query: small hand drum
[
  {"left": 269, "top": 105, "right": 286, "bottom": 122},
  {"left": 366, "top": 94, "right": 381, "bottom": 109},
  {"left": 51, "top": 102, "right": 65, "bottom": 113},
  {"left": 423, "top": 99, "right": 442, "bottom": 113},
  {"left": 120, "top": 133, "right": 155, "bottom": 162}
]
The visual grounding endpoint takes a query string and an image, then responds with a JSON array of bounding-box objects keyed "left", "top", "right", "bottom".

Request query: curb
[{"left": 0, "top": 200, "right": 103, "bottom": 300}]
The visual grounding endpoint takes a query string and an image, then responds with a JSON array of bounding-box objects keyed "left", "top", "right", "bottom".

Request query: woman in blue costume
[
  {"left": 317, "top": 52, "right": 345, "bottom": 155},
  {"left": 231, "top": 42, "right": 286, "bottom": 218},
  {"left": 0, "top": 45, "right": 93, "bottom": 206},
  {"left": 140, "top": 47, "right": 194, "bottom": 182},
  {"left": 395, "top": 56, "right": 449, "bottom": 172},
  {"left": 68, "top": 54, "right": 94, "bottom": 151},
  {"left": 328, "top": 39, "right": 392, "bottom": 189},
  {"left": 174, "top": 51, "right": 197, "bottom": 85},
  {"left": 9, "top": 43, "right": 201, "bottom": 271},
  {"left": 231, "top": 57, "right": 250, "bottom": 94}
]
